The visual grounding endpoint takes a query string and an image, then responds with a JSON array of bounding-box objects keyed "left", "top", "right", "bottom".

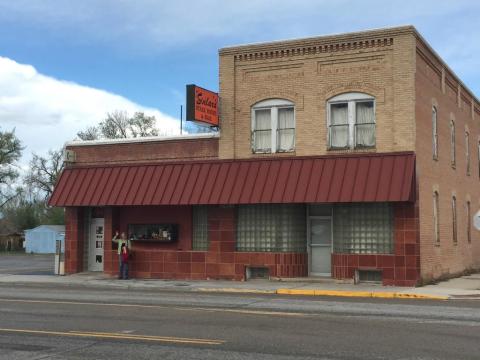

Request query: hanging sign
[{"left": 186, "top": 84, "right": 219, "bottom": 126}]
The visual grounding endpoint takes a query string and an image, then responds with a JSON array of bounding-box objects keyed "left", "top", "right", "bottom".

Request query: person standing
[
  {"left": 112, "top": 231, "right": 131, "bottom": 279},
  {"left": 119, "top": 243, "right": 129, "bottom": 280}
]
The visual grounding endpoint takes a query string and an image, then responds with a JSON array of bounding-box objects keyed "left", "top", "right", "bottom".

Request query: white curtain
[
  {"left": 254, "top": 109, "right": 271, "bottom": 151},
  {"left": 355, "top": 101, "right": 375, "bottom": 147},
  {"left": 277, "top": 107, "right": 295, "bottom": 151},
  {"left": 330, "top": 103, "right": 348, "bottom": 148}
]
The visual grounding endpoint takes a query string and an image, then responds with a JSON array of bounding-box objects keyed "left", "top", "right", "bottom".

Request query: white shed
[{"left": 24, "top": 225, "right": 65, "bottom": 254}]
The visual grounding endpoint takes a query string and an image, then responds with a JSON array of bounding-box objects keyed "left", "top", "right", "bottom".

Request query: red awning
[{"left": 48, "top": 153, "right": 415, "bottom": 206}]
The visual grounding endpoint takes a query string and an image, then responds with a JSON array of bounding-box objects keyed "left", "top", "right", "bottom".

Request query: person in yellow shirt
[{"left": 112, "top": 231, "right": 131, "bottom": 279}]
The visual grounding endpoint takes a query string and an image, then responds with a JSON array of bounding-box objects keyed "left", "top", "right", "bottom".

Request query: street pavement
[
  {"left": 0, "top": 254, "right": 479, "bottom": 359},
  {"left": 0, "top": 283, "right": 479, "bottom": 359}
]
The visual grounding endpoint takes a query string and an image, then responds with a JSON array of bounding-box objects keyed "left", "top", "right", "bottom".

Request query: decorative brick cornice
[
  {"left": 219, "top": 25, "right": 414, "bottom": 58},
  {"left": 231, "top": 37, "right": 394, "bottom": 62}
]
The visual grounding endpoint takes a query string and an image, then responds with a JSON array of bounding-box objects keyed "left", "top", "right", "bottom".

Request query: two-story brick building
[{"left": 49, "top": 25, "right": 480, "bottom": 286}]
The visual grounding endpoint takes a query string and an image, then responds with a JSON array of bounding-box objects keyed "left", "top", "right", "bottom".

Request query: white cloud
[{"left": 0, "top": 56, "right": 180, "bottom": 163}]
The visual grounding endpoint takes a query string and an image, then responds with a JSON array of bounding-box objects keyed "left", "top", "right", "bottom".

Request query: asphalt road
[
  {"left": 0, "top": 284, "right": 479, "bottom": 359},
  {"left": 0, "top": 253, "right": 54, "bottom": 275}
]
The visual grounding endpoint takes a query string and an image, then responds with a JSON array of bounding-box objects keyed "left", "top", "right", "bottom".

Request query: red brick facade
[
  {"left": 72, "top": 205, "right": 308, "bottom": 281},
  {"left": 64, "top": 202, "right": 416, "bottom": 285}
]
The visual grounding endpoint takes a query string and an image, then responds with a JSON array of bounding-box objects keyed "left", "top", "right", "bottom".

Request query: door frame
[
  {"left": 307, "top": 215, "right": 333, "bottom": 277},
  {"left": 88, "top": 218, "right": 105, "bottom": 272}
]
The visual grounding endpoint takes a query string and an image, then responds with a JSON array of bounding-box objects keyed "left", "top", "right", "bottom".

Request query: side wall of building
[
  {"left": 415, "top": 38, "right": 480, "bottom": 283},
  {"left": 219, "top": 27, "right": 417, "bottom": 160}
]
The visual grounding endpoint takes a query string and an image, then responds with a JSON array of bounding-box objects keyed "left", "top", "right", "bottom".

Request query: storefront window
[
  {"left": 237, "top": 204, "right": 306, "bottom": 252},
  {"left": 333, "top": 203, "right": 393, "bottom": 254},
  {"left": 192, "top": 206, "right": 209, "bottom": 250}
]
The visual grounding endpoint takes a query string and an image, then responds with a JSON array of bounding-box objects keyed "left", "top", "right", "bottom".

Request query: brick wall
[
  {"left": 415, "top": 40, "right": 480, "bottom": 282},
  {"left": 218, "top": 26, "right": 417, "bottom": 160},
  {"left": 64, "top": 207, "right": 85, "bottom": 274},
  {"left": 332, "top": 202, "right": 420, "bottom": 286},
  {"left": 102, "top": 205, "right": 307, "bottom": 280},
  {"left": 66, "top": 137, "right": 219, "bottom": 167}
]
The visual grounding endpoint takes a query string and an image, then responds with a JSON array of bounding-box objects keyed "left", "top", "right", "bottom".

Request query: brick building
[{"left": 49, "top": 26, "right": 480, "bottom": 286}]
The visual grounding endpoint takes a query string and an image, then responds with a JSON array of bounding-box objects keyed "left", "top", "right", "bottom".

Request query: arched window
[
  {"left": 327, "top": 92, "right": 375, "bottom": 149},
  {"left": 433, "top": 191, "right": 440, "bottom": 244},
  {"left": 432, "top": 107, "right": 438, "bottom": 159},
  {"left": 452, "top": 195, "right": 457, "bottom": 244},
  {"left": 466, "top": 200, "right": 472, "bottom": 243},
  {"left": 465, "top": 131, "right": 470, "bottom": 176},
  {"left": 450, "top": 120, "right": 456, "bottom": 168},
  {"left": 252, "top": 99, "right": 295, "bottom": 153}
]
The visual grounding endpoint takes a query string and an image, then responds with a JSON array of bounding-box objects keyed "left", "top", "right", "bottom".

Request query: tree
[
  {"left": 77, "top": 111, "right": 159, "bottom": 140},
  {"left": 25, "top": 149, "right": 64, "bottom": 201},
  {"left": 0, "top": 128, "right": 23, "bottom": 208}
]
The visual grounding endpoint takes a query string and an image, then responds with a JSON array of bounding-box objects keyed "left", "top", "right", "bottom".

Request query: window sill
[
  {"left": 327, "top": 147, "right": 376, "bottom": 153},
  {"left": 251, "top": 150, "right": 296, "bottom": 156}
]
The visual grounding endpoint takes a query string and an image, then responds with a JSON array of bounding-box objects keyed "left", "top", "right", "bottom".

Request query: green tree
[{"left": 0, "top": 128, "right": 23, "bottom": 208}]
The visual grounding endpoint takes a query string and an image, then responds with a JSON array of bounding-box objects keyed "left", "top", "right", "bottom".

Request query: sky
[{"left": 0, "top": 0, "right": 479, "bottom": 169}]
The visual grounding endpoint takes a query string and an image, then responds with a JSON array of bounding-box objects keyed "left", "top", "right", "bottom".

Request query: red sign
[{"left": 186, "top": 84, "right": 219, "bottom": 126}]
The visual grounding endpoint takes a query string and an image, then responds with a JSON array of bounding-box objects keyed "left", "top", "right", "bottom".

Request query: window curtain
[
  {"left": 254, "top": 109, "right": 271, "bottom": 152},
  {"left": 330, "top": 103, "right": 349, "bottom": 148},
  {"left": 355, "top": 101, "right": 375, "bottom": 147},
  {"left": 277, "top": 107, "right": 295, "bottom": 151}
]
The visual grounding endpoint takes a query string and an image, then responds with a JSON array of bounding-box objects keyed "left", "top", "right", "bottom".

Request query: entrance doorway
[
  {"left": 308, "top": 216, "right": 332, "bottom": 276},
  {"left": 88, "top": 218, "right": 104, "bottom": 271}
]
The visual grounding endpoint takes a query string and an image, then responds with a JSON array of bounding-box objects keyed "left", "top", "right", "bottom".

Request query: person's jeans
[
  {"left": 120, "top": 260, "right": 129, "bottom": 279},
  {"left": 118, "top": 254, "right": 129, "bottom": 279}
]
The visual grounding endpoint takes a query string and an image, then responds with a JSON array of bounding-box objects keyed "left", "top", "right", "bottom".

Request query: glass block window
[
  {"left": 192, "top": 206, "right": 209, "bottom": 251},
  {"left": 333, "top": 203, "right": 394, "bottom": 254},
  {"left": 237, "top": 204, "right": 306, "bottom": 252}
]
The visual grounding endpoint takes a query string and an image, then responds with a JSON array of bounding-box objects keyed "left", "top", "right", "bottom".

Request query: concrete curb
[{"left": 195, "top": 287, "right": 450, "bottom": 300}]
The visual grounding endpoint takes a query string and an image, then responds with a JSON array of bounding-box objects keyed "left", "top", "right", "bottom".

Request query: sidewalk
[{"left": 2, "top": 272, "right": 480, "bottom": 300}]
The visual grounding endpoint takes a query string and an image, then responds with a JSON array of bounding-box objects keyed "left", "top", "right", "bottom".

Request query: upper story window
[
  {"left": 466, "top": 200, "right": 472, "bottom": 244},
  {"left": 432, "top": 107, "right": 438, "bottom": 160},
  {"left": 452, "top": 195, "right": 457, "bottom": 244},
  {"left": 433, "top": 191, "right": 440, "bottom": 245},
  {"left": 465, "top": 131, "right": 470, "bottom": 176},
  {"left": 252, "top": 99, "right": 295, "bottom": 153},
  {"left": 450, "top": 120, "right": 456, "bottom": 168},
  {"left": 478, "top": 140, "right": 480, "bottom": 179},
  {"left": 327, "top": 92, "right": 375, "bottom": 149}
]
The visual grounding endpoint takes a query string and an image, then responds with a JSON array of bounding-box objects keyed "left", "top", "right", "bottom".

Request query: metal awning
[{"left": 48, "top": 152, "right": 415, "bottom": 206}]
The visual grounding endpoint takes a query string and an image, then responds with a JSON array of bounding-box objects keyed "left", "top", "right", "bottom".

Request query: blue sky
[{"left": 0, "top": 0, "right": 479, "bottom": 165}]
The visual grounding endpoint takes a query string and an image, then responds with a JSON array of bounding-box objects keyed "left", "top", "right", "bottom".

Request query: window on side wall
[
  {"left": 466, "top": 200, "right": 471, "bottom": 244},
  {"left": 450, "top": 120, "right": 456, "bottom": 168},
  {"left": 432, "top": 107, "right": 438, "bottom": 160},
  {"left": 327, "top": 92, "right": 375, "bottom": 150},
  {"left": 433, "top": 191, "right": 440, "bottom": 245},
  {"left": 465, "top": 131, "right": 470, "bottom": 176},
  {"left": 252, "top": 99, "right": 295, "bottom": 153},
  {"left": 452, "top": 195, "right": 457, "bottom": 244}
]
